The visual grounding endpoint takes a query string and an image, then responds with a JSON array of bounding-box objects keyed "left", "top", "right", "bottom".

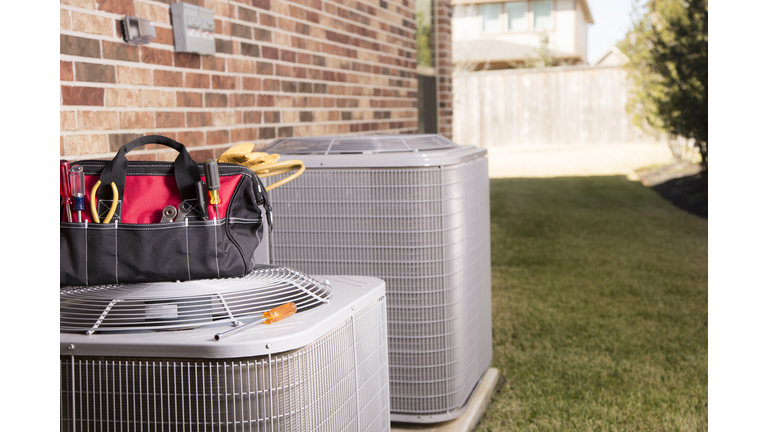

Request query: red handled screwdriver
[
  {"left": 69, "top": 165, "right": 86, "bottom": 223},
  {"left": 60, "top": 160, "right": 73, "bottom": 222}
]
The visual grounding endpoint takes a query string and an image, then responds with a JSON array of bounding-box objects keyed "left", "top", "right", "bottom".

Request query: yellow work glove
[{"left": 217, "top": 143, "right": 281, "bottom": 174}]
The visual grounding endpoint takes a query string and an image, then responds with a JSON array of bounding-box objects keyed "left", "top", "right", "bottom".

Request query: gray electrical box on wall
[{"left": 170, "top": 3, "right": 216, "bottom": 55}]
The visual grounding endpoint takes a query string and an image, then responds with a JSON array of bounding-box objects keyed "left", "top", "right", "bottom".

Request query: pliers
[{"left": 90, "top": 181, "right": 119, "bottom": 224}]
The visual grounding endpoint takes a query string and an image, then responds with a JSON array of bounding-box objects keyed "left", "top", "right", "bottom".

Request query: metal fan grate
[
  {"left": 61, "top": 295, "right": 390, "bottom": 432},
  {"left": 60, "top": 266, "right": 332, "bottom": 334},
  {"left": 266, "top": 134, "right": 459, "bottom": 155}
]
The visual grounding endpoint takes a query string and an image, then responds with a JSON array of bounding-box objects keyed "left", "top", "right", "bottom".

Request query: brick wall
[
  {"left": 60, "top": 0, "right": 452, "bottom": 162},
  {"left": 435, "top": 0, "right": 452, "bottom": 139}
]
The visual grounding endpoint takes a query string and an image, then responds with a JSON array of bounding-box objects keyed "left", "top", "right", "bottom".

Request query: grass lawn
[{"left": 477, "top": 176, "right": 707, "bottom": 431}]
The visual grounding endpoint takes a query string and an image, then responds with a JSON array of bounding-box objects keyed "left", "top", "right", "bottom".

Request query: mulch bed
[{"left": 636, "top": 162, "right": 708, "bottom": 219}]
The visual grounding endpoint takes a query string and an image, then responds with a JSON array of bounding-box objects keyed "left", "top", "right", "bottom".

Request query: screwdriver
[
  {"left": 69, "top": 165, "right": 86, "bottom": 223},
  {"left": 204, "top": 159, "right": 221, "bottom": 220},
  {"left": 196, "top": 180, "right": 208, "bottom": 220},
  {"left": 60, "top": 160, "right": 73, "bottom": 222},
  {"left": 215, "top": 302, "right": 297, "bottom": 340}
]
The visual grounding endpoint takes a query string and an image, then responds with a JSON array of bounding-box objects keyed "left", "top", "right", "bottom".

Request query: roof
[
  {"left": 591, "top": 46, "right": 628, "bottom": 66},
  {"left": 579, "top": 0, "right": 595, "bottom": 24},
  {"left": 453, "top": 38, "right": 572, "bottom": 63}
]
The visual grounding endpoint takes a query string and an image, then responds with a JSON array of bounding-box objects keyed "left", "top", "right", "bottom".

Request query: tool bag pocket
[{"left": 60, "top": 135, "right": 271, "bottom": 287}]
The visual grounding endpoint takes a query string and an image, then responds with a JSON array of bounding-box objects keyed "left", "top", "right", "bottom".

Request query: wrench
[
  {"left": 160, "top": 205, "right": 177, "bottom": 223},
  {"left": 176, "top": 201, "right": 194, "bottom": 221}
]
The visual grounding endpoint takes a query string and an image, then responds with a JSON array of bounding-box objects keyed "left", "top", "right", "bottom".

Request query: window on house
[
  {"left": 481, "top": 3, "right": 502, "bottom": 33},
  {"left": 533, "top": 0, "right": 553, "bottom": 31},
  {"left": 505, "top": 2, "right": 527, "bottom": 32}
]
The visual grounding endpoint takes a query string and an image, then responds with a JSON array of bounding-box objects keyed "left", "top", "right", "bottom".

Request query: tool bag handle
[{"left": 97, "top": 135, "right": 201, "bottom": 204}]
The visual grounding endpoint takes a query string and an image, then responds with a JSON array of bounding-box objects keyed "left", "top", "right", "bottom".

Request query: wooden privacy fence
[{"left": 452, "top": 65, "right": 653, "bottom": 147}]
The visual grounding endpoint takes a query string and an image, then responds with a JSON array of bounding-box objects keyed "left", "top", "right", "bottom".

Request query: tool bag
[{"left": 60, "top": 135, "right": 272, "bottom": 287}]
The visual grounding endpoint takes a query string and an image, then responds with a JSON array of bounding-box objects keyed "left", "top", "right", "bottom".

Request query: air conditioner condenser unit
[
  {"left": 262, "top": 135, "right": 493, "bottom": 423},
  {"left": 60, "top": 266, "right": 390, "bottom": 431}
]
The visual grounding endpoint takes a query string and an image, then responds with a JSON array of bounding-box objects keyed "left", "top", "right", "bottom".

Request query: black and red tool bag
[{"left": 60, "top": 135, "right": 272, "bottom": 287}]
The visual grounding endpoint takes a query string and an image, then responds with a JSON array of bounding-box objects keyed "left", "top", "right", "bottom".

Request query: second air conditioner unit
[
  {"left": 262, "top": 134, "right": 493, "bottom": 423},
  {"left": 60, "top": 266, "right": 390, "bottom": 431}
]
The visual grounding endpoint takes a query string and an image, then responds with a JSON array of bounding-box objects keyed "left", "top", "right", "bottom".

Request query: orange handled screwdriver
[{"left": 215, "top": 302, "right": 297, "bottom": 340}]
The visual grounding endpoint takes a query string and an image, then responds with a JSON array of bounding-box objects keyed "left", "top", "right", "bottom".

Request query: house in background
[
  {"left": 452, "top": 0, "right": 594, "bottom": 71},
  {"left": 592, "top": 45, "right": 628, "bottom": 66}
]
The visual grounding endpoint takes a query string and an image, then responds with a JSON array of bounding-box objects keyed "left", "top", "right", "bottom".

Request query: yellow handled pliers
[{"left": 90, "top": 181, "right": 119, "bottom": 224}]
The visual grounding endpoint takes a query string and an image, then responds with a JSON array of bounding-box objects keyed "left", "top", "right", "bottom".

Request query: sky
[{"left": 586, "top": 0, "right": 640, "bottom": 64}]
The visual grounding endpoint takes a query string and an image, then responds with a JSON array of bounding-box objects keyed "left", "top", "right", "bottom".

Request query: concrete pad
[
  {"left": 391, "top": 368, "right": 501, "bottom": 432},
  {"left": 486, "top": 143, "right": 675, "bottom": 180}
]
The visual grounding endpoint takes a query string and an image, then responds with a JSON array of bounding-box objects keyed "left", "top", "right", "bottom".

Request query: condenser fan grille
[
  {"left": 61, "top": 297, "right": 390, "bottom": 432},
  {"left": 60, "top": 266, "right": 331, "bottom": 334},
  {"left": 266, "top": 134, "right": 459, "bottom": 155}
]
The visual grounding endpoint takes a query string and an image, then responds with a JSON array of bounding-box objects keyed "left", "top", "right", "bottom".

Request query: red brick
[
  {"left": 257, "top": 95, "right": 275, "bottom": 107},
  {"left": 258, "top": 127, "right": 275, "bottom": 140},
  {"left": 102, "top": 41, "right": 140, "bottom": 62},
  {"left": 72, "top": 12, "right": 114, "bottom": 37},
  {"left": 174, "top": 53, "right": 201, "bottom": 69},
  {"left": 206, "top": 130, "right": 230, "bottom": 145},
  {"left": 231, "top": 127, "right": 259, "bottom": 142},
  {"left": 99, "top": 0, "right": 134, "bottom": 15},
  {"left": 109, "top": 133, "right": 143, "bottom": 152},
  {"left": 186, "top": 112, "right": 212, "bottom": 127},
  {"left": 117, "top": 66, "right": 152, "bottom": 85},
  {"left": 243, "top": 77, "right": 261, "bottom": 91},
  {"left": 154, "top": 70, "right": 183, "bottom": 87},
  {"left": 177, "top": 131, "right": 205, "bottom": 147},
  {"left": 263, "top": 111, "right": 280, "bottom": 123},
  {"left": 141, "top": 46, "right": 173, "bottom": 66},
  {"left": 203, "top": 56, "right": 227, "bottom": 72},
  {"left": 78, "top": 111, "right": 118, "bottom": 130},
  {"left": 61, "top": 111, "right": 77, "bottom": 131},
  {"left": 185, "top": 73, "right": 210, "bottom": 89},
  {"left": 243, "top": 111, "right": 262, "bottom": 124},
  {"left": 275, "top": 64, "right": 291, "bottom": 77},
  {"left": 120, "top": 111, "right": 155, "bottom": 129},
  {"left": 106, "top": 88, "right": 142, "bottom": 107},
  {"left": 281, "top": 50, "right": 296, "bottom": 63},
  {"left": 75, "top": 63, "right": 116, "bottom": 84},
  {"left": 143, "top": 90, "right": 176, "bottom": 107},
  {"left": 205, "top": 93, "right": 229, "bottom": 108},
  {"left": 262, "top": 46, "right": 279, "bottom": 60},
  {"left": 61, "top": 35, "right": 101, "bottom": 58},
  {"left": 154, "top": 27, "right": 174, "bottom": 46},
  {"left": 64, "top": 134, "right": 109, "bottom": 155},
  {"left": 263, "top": 79, "right": 279, "bottom": 91},
  {"left": 277, "top": 126, "right": 293, "bottom": 138},
  {"left": 61, "top": 61, "right": 74, "bottom": 81},
  {"left": 231, "top": 23, "right": 252, "bottom": 39},
  {"left": 155, "top": 112, "right": 185, "bottom": 128},
  {"left": 62, "top": 86, "right": 105, "bottom": 106},
  {"left": 253, "top": 28, "right": 271, "bottom": 42},
  {"left": 253, "top": 0, "right": 271, "bottom": 11},
  {"left": 135, "top": 2, "right": 170, "bottom": 25},
  {"left": 212, "top": 75, "right": 236, "bottom": 90},
  {"left": 239, "top": 7, "right": 258, "bottom": 22},
  {"left": 234, "top": 94, "right": 255, "bottom": 107},
  {"left": 256, "top": 62, "right": 273, "bottom": 75},
  {"left": 177, "top": 91, "right": 203, "bottom": 107}
]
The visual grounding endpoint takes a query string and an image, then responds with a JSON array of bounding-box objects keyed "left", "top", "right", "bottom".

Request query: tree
[{"left": 619, "top": 0, "right": 708, "bottom": 169}]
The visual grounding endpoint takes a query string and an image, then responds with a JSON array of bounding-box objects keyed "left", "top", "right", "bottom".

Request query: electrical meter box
[{"left": 170, "top": 3, "right": 216, "bottom": 55}]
